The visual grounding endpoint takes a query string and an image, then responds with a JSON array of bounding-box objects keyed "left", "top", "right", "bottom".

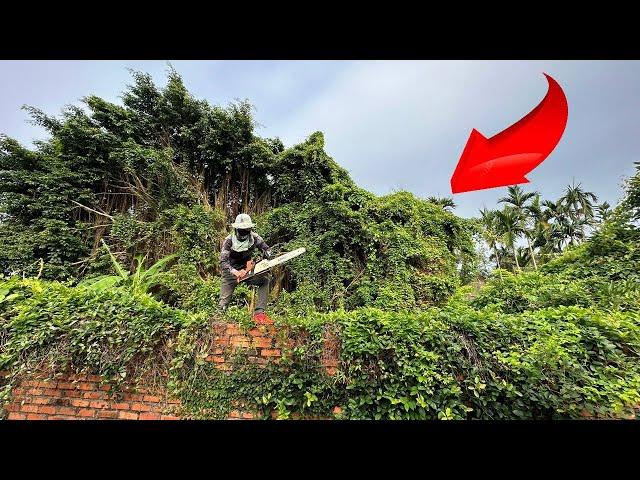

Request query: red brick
[
  {"left": 38, "top": 405, "right": 57, "bottom": 415},
  {"left": 212, "top": 348, "right": 224, "bottom": 355},
  {"left": 118, "top": 411, "right": 139, "bottom": 420},
  {"left": 21, "top": 380, "right": 39, "bottom": 388},
  {"left": 228, "top": 410, "right": 242, "bottom": 418},
  {"left": 143, "top": 395, "right": 162, "bottom": 403},
  {"left": 241, "top": 412, "right": 254, "bottom": 419},
  {"left": 32, "top": 397, "right": 52, "bottom": 405},
  {"left": 64, "top": 389, "right": 83, "bottom": 398},
  {"left": 99, "top": 384, "right": 112, "bottom": 392},
  {"left": 36, "top": 381, "right": 56, "bottom": 389},
  {"left": 248, "top": 328, "right": 263, "bottom": 337},
  {"left": 207, "top": 355, "right": 225, "bottom": 363},
  {"left": 139, "top": 412, "right": 162, "bottom": 420},
  {"left": 215, "top": 336, "right": 230, "bottom": 346},
  {"left": 86, "top": 375, "right": 102, "bottom": 382},
  {"left": 225, "top": 324, "right": 242, "bottom": 336},
  {"left": 77, "top": 382, "right": 94, "bottom": 391},
  {"left": 261, "top": 349, "right": 281, "bottom": 357},
  {"left": 131, "top": 403, "right": 152, "bottom": 412},
  {"left": 83, "top": 391, "right": 105, "bottom": 399},
  {"left": 252, "top": 337, "right": 273, "bottom": 348},
  {"left": 26, "top": 413, "right": 47, "bottom": 420},
  {"left": 78, "top": 409, "right": 96, "bottom": 418},
  {"left": 114, "top": 402, "right": 130, "bottom": 410},
  {"left": 21, "top": 404, "right": 39, "bottom": 413},
  {"left": 333, "top": 406, "right": 343, "bottom": 415},
  {"left": 51, "top": 415, "right": 77, "bottom": 420},
  {"left": 123, "top": 393, "right": 144, "bottom": 402},
  {"left": 4, "top": 403, "right": 19, "bottom": 412},
  {"left": 97, "top": 410, "right": 119, "bottom": 419},
  {"left": 57, "top": 407, "right": 77, "bottom": 416},
  {"left": 230, "top": 336, "right": 251, "bottom": 348},
  {"left": 215, "top": 364, "right": 232, "bottom": 371},
  {"left": 26, "top": 388, "right": 44, "bottom": 396},
  {"left": 89, "top": 400, "right": 109, "bottom": 409},
  {"left": 11, "top": 387, "right": 26, "bottom": 396},
  {"left": 57, "top": 382, "right": 75, "bottom": 390},
  {"left": 326, "top": 367, "right": 337, "bottom": 376},
  {"left": 7, "top": 413, "right": 27, "bottom": 420},
  {"left": 168, "top": 398, "right": 181, "bottom": 405}
]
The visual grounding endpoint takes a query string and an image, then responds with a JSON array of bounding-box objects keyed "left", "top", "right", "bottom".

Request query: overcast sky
[{"left": 1, "top": 60, "right": 639, "bottom": 218}]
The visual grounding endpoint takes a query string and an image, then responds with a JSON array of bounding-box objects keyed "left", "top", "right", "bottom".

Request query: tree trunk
[
  {"left": 513, "top": 245, "right": 521, "bottom": 272},
  {"left": 494, "top": 247, "right": 503, "bottom": 280},
  {"left": 526, "top": 237, "right": 538, "bottom": 270}
]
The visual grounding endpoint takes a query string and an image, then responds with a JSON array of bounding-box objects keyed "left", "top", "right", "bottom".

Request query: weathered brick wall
[
  {"left": 3, "top": 373, "right": 180, "bottom": 420},
  {"left": 3, "top": 320, "right": 340, "bottom": 420}
]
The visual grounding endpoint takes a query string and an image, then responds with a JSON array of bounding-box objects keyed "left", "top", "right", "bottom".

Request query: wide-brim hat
[{"left": 231, "top": 213, "right": 256, "bottom": 229}]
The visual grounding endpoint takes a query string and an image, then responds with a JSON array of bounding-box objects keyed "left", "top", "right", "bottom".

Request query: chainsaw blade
[{"left": 239, "top": 247, "right": 306, "bottom": 283}]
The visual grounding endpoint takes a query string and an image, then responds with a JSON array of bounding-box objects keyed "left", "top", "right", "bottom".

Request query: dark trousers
[{"left": 219, "top": 271, "right": 271, "bottom": 312}]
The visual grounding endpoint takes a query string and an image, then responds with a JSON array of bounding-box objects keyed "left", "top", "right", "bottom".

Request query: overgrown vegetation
[{"left": 1, "top": 69, "right": 639, "bottom": 419}]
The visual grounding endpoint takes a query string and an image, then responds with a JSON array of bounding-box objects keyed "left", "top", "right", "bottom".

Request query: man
[{"left": 219, "top": 213, "right": 273, "bottom": 324}]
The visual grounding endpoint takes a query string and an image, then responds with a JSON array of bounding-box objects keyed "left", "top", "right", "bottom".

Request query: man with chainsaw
[{"left": 219, "top": 213, "right": 273, "bottom": 324}]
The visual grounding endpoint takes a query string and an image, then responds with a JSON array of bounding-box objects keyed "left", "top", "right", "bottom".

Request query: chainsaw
[{"left": 238, "top": 247, "right": 306, "bottom": 283}]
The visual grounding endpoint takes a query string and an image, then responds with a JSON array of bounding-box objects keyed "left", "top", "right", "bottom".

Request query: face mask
[{"left": 236, "top": 228, "right": 251, "bottom": 241}]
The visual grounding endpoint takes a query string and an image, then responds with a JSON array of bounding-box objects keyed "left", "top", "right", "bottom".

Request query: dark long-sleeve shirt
[{"left": 220, "top": 232, "right": 271, "bottom": 275}]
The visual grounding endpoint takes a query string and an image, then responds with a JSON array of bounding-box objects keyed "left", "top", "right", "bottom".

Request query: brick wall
[
  {"left": 2, "top": 320, "right": 340, "bottom": 420},
  {"left": 3, "top": 373, "right": 180, "bottom": 420}
]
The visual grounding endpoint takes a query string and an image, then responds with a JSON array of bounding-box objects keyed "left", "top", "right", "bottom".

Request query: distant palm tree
[
  {"left": 498, "top": 185, "right": 538, "bottom": 269},
  {"left": 428, "top": 196, "right": 456, "bottom": 211},
  {"left": 479, "top": 207, "right": 503, "bottom": 271},
  {"left": 560, "top": 181, "right": 598, "bottom": 222},
  {"left": 495, "top": 207, "right": 523, "bottom": 271}
]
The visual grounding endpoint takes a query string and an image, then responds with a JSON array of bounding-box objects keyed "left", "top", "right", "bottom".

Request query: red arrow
[{"left": 450, "top": 73, "right": 568, "bottom": 194}]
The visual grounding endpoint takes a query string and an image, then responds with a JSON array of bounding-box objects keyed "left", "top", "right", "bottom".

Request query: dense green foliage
[{"left": 1, "top": 69, "right": 639, "bottom": 419}]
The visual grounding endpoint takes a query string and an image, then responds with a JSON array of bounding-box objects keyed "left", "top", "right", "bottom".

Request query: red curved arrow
[{"left": 450, "top": 73, "right": 568, "bottom": 194}]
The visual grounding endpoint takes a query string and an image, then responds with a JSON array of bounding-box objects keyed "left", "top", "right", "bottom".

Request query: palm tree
[
  {"left": 495, "top": 207, "right": 523, "bottom": 272},
  {"left": 428, "top": 196, "right": 456, "bottom": 211},
  {"left": 560, "top": 181, "right": 598, "bottom": 222},
  {"left": 498, "top": 185, "right": 538, "bottom": 270},
  {"left": 540, "top": 199, "right": 572, "bottom": 252},
  {"left": 479, "top": 207, "right": 503, "bottom": 271},
  {"left": 528, "top": 194, "right": 553, "bottom": 264}
]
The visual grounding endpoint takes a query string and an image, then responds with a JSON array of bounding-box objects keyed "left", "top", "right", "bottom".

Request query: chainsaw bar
[{"left": 239, "top": 247, "right": 306, "bottom": 283}]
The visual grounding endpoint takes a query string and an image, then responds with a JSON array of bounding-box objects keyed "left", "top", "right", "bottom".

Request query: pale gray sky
[{"left": 1, "top": 60, "right": 639, "bottom": 218}]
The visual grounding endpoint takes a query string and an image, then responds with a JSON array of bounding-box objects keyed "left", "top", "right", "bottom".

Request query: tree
[
  {"left": 498, "top": 185, "right": 538, "bottom": 270},
  {"left": 428, "top": 196, "right": 456, "bottom": 211},
  {"left": 596, "top": 201, "right": 612, "bottom": 224},
  {"left": 560, "top": 181, "right": 598, "bottom": 222},
  {"left": 479, "top": 207, "right": 503, "bottom": 271},
  {"left": 495, "top": 207, "right": 523, "bottom": 272}
]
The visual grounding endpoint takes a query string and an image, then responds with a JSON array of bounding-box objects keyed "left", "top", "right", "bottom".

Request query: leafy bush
[
  {"left": 470, "top": 270, "right": 593, "bottom": 313},
  {"left": 306, "top": 305, "right": 640, "bottom": 419},
  {"left": 0, "top": 277, "right": 193, "bottom": 385}
]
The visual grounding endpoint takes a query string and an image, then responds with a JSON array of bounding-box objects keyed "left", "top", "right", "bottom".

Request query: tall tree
[
  {"left": 560, "top": 181, "right": 598, "bottom": 222},
  {"left": 479, "top": 207, "right": 503, "bottom": 271},
  {"left": 495, "top": 207, "right": 522, "bottom": 272},
  {"left": 498, "top": 185, "right": 538, "bottom": 269}
]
